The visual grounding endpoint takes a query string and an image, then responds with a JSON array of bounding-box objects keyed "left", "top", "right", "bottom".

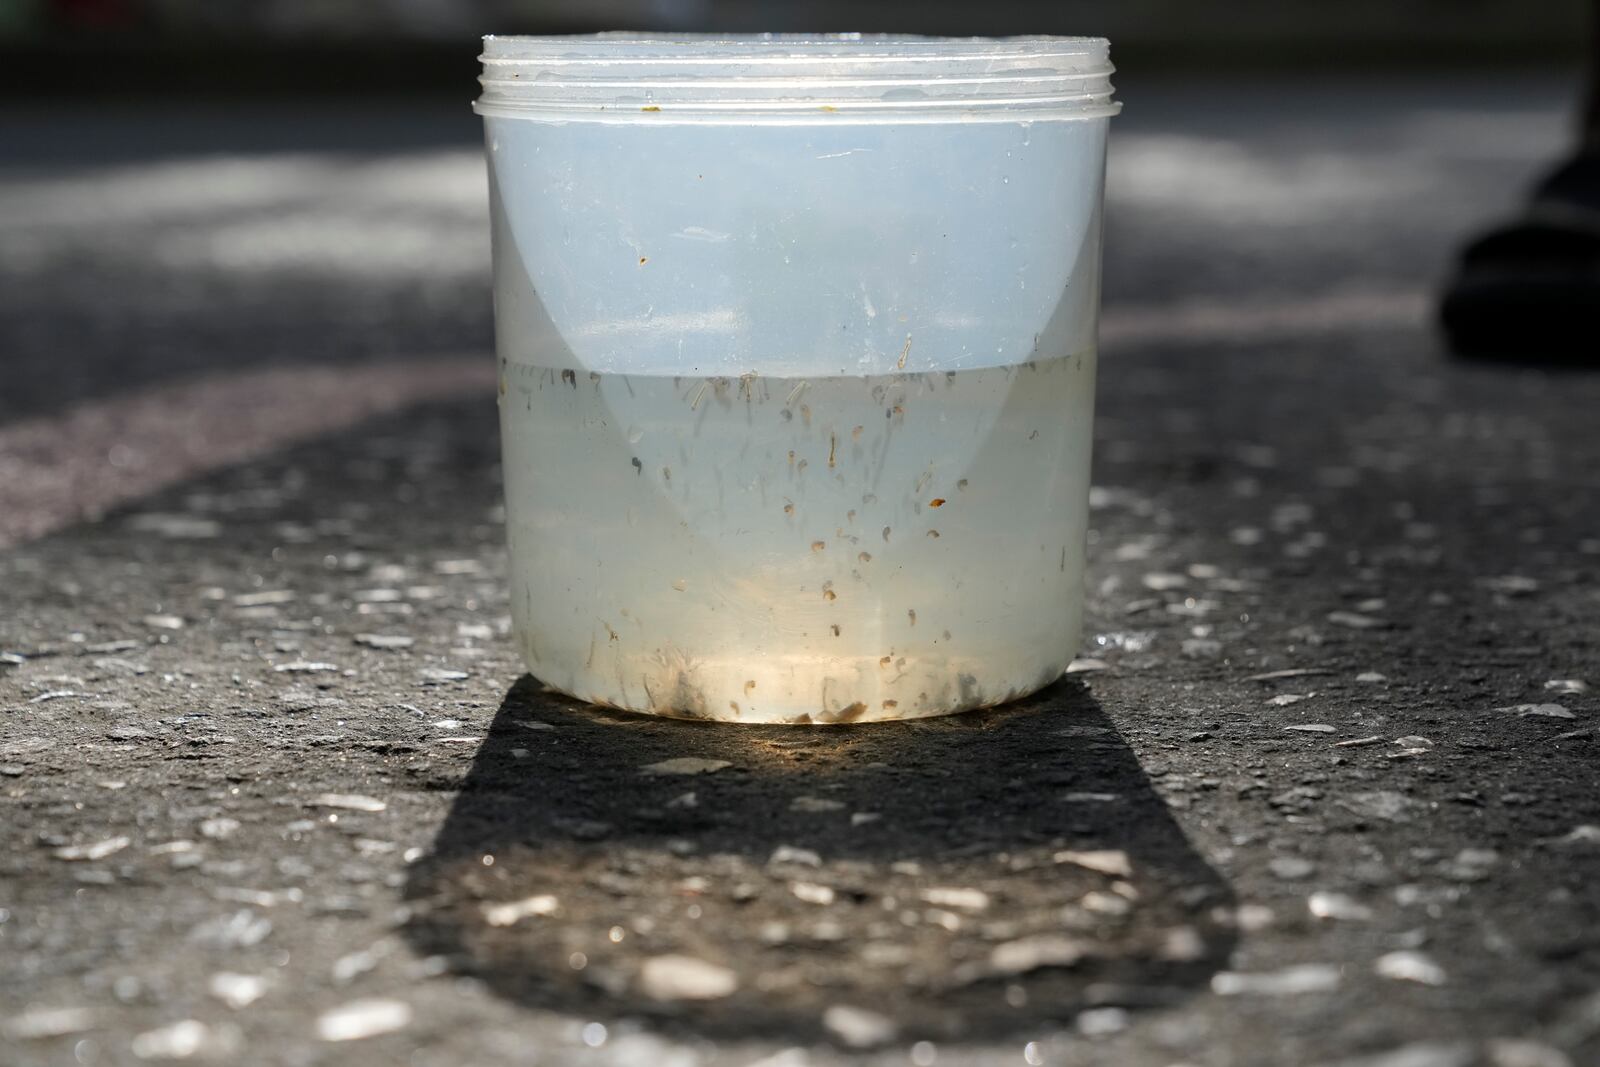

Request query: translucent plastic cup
[{"left": 477, "top": 34, "right": 1119, "bottom": 723}]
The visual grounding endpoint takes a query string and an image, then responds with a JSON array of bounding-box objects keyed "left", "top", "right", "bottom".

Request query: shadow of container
[{"left": 404, "top": 676, "right": 1235, "bottom": 1046}]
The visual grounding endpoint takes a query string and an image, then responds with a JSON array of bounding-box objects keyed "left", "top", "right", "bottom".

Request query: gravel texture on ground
[{"left": 2, "top": 78, "right": 1598, "bottom": 1067}]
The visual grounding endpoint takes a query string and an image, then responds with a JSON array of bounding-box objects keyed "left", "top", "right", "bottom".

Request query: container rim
[{"left": 476, "top": 32, "right": 1120, "bottom": 124}]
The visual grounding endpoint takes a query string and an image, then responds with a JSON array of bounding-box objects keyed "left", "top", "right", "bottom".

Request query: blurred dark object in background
[
  {"left": 1438, "top": 3, "right": 1600, "bottom": 363},
  {"left": 0, "top": 0, "right": 1591, "bottom": 99}
]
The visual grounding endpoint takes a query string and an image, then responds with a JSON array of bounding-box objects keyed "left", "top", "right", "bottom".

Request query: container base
[{"left": 520, "top": 655, "right": 1071, "bottom": 725}]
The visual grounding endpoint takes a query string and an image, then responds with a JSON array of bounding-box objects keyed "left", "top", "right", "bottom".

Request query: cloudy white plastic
[{"left": 480, "top": 34, "right": 1118, "bottom": 722}]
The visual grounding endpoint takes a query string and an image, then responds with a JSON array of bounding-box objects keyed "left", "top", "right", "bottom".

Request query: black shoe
[{"left": 1440, "top": 154, "right": 1600, "bottom": 361}]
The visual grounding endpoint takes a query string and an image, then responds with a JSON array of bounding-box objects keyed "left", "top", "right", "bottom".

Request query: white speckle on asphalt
[
  {"left": 481, "top": 895, "right": 559, "bottom": 926},
  {"left": 822, "top": 1004, "right": 898, "bottom": 1048},
  {"left": 1269, "top": 693, "right": 1312, "bottom": 706},
  {"left": 1328, "top": 611, "right": 1388, "bottom": 629},
  {"left": 1309, "top": 891, "right": 1373, "bottom": 921},
  {"left": 769, "top": 845, "right": 822, "bottom": 867},
  {"left": 418, "top": 667, "right": 469, "bottom": 683},
  {"left": 1269, "top": 856, "right": 1316, "bottom": 880},
  {"left": 1485, "top": 1037, "right": 1576, "bottom": 1067},
  {"left": 1066, "top": 657, "right": 1109, "bottom": 673},
  {"left": 273, "top": 661, "right": 338, "bottom": 673},
  {"left": 642, "top": 757, "right": 731, "bottom": 776},
  {"left": 189, "top": 910, "right": 272, "bottom": 949},
  {"left": 1375, "top": 950, "right": 1447, "bottom": 985},
  {"left": 1285, "top": 723, "right": 1335, "bottom": 732},
  {"left": 987, "top": 935, "right": 1087, "bottom": 976},
  {"left": 1340, "top": 791, "right": 1423, "bottom": 823},
  {"left": 131, "top": 1019, "right": 213, "bottom": 1059},
  {"left": 790, "top": 882, "right": 836, "bottom": 905},
  {"left": 919, "top": 887, "right": 990, "bottom": 911},
  {"left": 1543, "top": 825, "right": 1600, "bottom": 849},
  {"left": 208, "top": 972, "right": 268, "bottom": 1009},
  {"left": 199, "top": 817, "right": 240, "bottom": 839},
  {"left": 1053, "top": 849, "right": 1132, "bottom": 877},
  {"left": 1544, "top": 679, "right": 1588, "bottom": 695},
  {"left": 234, "top": 590, "right": 295, "bottom": 606},
  {"left": 310, "top": 793, "right": 386, "bottom": 812},
  {"left": 4, "top": 1005, "right": 96, "bottom": 1039},
  {"left": 315, "top": 999, "right": 412, "bottom": 1042},
  {"left": 1211, "top": 964, "right": 1341, "bottom": 996},
  {"left": 54, "top": 835, "right": 130, "bottom": 861},
  {"left": 127, "top": 514, "right": 221, "bottom": 539},
  {"left": 1322, "top": 1042, "right": 1476, "bottom": 1067},
  {"left": 1247, "top": 668, "right": 1332, "bottom": 682},
  {"left": 790, "top": 796, "right": 845, "bottom": 813},
  {"left": 1356, "top": 671, "right": 1388, "bottom": 683},
  {"left": 637, "top": 955, "right": 738, "bottom": 1001},
  {"left": 1499, "top": 703, "right": 1574, "bottom": 719},
  {"left": 354, "top": 634, "right": 414, "bottom": 650},
  {"left": 1076, "top": 1006, "right": 1130, "bottom": 1037},
  {"left": 1481, "top": 575, "right": 1540, "bottom": 596},
  {"left": 143, "top": 614, "right": 185, "bottom": 630}
]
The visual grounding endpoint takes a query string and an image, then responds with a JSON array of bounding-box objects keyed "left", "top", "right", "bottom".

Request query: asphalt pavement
[{"left": 2, "top": 76, "right": 1599, "bottom": 1067}]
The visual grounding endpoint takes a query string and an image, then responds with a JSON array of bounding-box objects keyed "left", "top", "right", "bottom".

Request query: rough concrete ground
[{"left": 3, "top": 77, "right": 1599, "bottom": 1066}]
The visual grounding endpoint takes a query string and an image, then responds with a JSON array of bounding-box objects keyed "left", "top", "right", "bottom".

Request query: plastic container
[{"left": 477, "top": 33, "right": 1119, "bottom": 723}]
